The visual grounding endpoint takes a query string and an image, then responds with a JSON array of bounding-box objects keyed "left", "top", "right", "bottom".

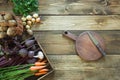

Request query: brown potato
[
  {"left": 0, "top": 20, "right": 8, "bottom": 27},
  {"left": 4, "top": 13, "right": 13, "bottom": 20},
  {"left": 0, "top": 26, "right": 8, "bottom": 31},
  {"left": 8, "top": 20, "right": 17, "bottom": 27},
  {"left": 7, "top": 27, "right": 16, "bottom": 36},
  {"left": 0, "top": 32, "right": 6, "bottom": 39},
  {"left": 0, "top": 15, "right": 3, "bottom": 20}
]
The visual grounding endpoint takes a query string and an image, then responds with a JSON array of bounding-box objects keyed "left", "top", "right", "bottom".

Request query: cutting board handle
[{"left": 63, "top": 31, "right": 77, "bottom": 41}]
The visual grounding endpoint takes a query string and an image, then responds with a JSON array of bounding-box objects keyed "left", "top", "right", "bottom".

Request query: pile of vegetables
[
  {"left": 11, "top": 0, "right": 39, "bottom": 16},
  {"left": 0, "top": 12, "right": 23, "bottom": 38},
  {"left": 21, "top": 13, "right": 41, "bottom": 35},
  {"left": 0, "top": 59, "right": 49, "bottom": 80}
]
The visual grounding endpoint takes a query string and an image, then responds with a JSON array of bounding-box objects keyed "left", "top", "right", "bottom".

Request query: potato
[
  {"left": 0, "top": 20, "right": 8, "bottom": 27},
  {"left": 7, "top": 27, "right": 16, "bottom": 36},
  {"left": 4, "top": 13, "right": 13, "bottom": 20},
  {"left": 0, "top": 32, "right": 6, "bottom": 39},
  {"left": 0, "top": 26, "right": 8, "bottom": 31},
  {"left": 0, "top": 15, "right": 3, "bottom": 20},
  {"left": 8, "top": 20, "right": 17, "bottom": 27}
]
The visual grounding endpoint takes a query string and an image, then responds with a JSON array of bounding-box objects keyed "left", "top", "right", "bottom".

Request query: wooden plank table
[{"left": 0, "top": 0, "right": 120, "bottom": 80}]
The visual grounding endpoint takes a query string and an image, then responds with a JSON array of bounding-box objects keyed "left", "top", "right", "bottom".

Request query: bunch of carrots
[{"left": 0, "top": 60, "right": 49, "bottom": 80}]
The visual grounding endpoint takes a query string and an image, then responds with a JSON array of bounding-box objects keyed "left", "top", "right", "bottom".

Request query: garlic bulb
[
  {"left": 33, "top": 13, "right": 39, "bottom": 18},
  {"left": 34, "top": 51, "right": 44, "bottom": 60},
  {"left": 26, "top": 15, "right": 32, "bottom": 21}
]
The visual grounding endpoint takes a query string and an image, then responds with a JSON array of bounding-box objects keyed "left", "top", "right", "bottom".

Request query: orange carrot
[
  {"left": 34, "top": 62, "right": 46, "bottom": 66},
  {"left": 34, "top": 71, "right": 47, "bottom": 76},
  {"left": 30, "top": 66, "right": 46, "bottom": 71},
  {"left": 39, "top": 69, "right": 48, "bottom": 73}
]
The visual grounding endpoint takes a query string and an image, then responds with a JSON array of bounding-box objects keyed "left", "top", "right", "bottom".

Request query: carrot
[
  {"left": 30, "top": 66, "right": 46, "bottom": 71},
  {"left": 34, "top": 62, "right": 46, "bottom": 66},
  {"left": 39, "top": 69, "right": 48, "bottom": 73},
  {"left": 34, "top": 71, "right": 47, "bottom": 76},
  {"left": 38, "top": 59, "right": 47, "bottom": 63}
]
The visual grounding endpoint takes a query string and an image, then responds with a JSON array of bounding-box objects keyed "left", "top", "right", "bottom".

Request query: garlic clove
[{"left": 34, "top": 51, "right": 44, "bottom": 60}]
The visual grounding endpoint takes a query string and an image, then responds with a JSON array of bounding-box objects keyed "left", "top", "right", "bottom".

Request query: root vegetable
[
  {"left": 30, "top": 66, "right": 46, "bottom": 71},
  {"left": 34, "top": 71, "right": 47, "bottom": 76},
  {"left": 27, "top": 21, "right": 32, "bottom": 26},
  {"left": 4, "top": 13, "right": 13, "bottom": 20},
  {"left": 34, "top": 51, "right": 44, "bottom": 60},
  {"left": 22, "top": 22, "right": 26, "bottom": 26},
  {"left": 8, "top": 20, "right": 17, "bottom": 27},
  {"left": 27, "top": 29, "right": 33, "bottom": 35},
  {"left": 27, "top": 58, "right": 36, "bottom": 64},
  {"left": 35, "top": 62, "right": 46, "bottom": 66},
  {"left": 19, "top": 48, "right": 28, "bottom": 57},
  {"left": 28, "top": 51, "right": 35, "bottom": 58},
  {"left": 25, "top": 40, "right": 35, "bottom": 47},
  {"left": 0, "top": 26, "right": 8, "bottom": 31},
  {"left": 25, "top": 25, "right": 31, "bottom": 29},
  {"left": 0, "top": 15, "right": 3, "bottom": 20},
  {"left": 0, "top": 32, "right": 6, "bottom": 39},
  {"left": 33, "top": 13, "right": 39, "bottom": 18},
  {"left": 26, "top": 15, "right": 32, "bottom": 21},
  {"left": 0, "top": 20, "right": 8, "bottom": 27},
  {"left": 36, "top": 17, "right": 40, "bottom": 23},
  {"left": 21, "top": 17, "right": 27, "bottom": 22},
  {"left": 39, "top": 69, "right": 48, "bottom": 73},
  {"left": 31, "top": 18, "right": 35, "bottom": 23},
  {"left": 7, "top": 27, "right": 16, "bottom": 36}
]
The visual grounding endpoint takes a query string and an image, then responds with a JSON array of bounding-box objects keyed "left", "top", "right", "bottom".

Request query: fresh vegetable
[
  {"left": 12, "top": 0, "right": 39, "bottom": 16},
  {"left": 25, "top": 40, "right": 35, "bottom": 47},
  {"left": 34, "top": 51, "right": 44, "bottom": 60},
  {"left": 19, "top": 48, "right": 28, "bottom": 57},
  {"left": 0, "top": 60, "right": 48, "bottom": 79}
]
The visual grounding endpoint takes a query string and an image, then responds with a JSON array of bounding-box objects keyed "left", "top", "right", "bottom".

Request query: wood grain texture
[
  {"left": 41, "top": 55, "right": 120, "bottom": 80},
  {"left": 32, "top": 16, "right": 120, "bottom": 30},
  {"left": 34, "top": 30, "right": 120, "bottom": 55},
  {"left": 38, "top": 0, "right": 120, "bottom": 15}
]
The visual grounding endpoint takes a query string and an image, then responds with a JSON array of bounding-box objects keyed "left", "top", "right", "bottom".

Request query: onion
[
  {"left": 31, "top": 18, "right": 35, "bottom": 23},
  {"left": 36, "top": 17, "right": 40, "bottom": 23},
  {"left": 21, "top": 17, "right": 27, "bottom": 22},
  {"left": 25, "top": 25, "right": 31, "bottom": 29},
  {"left": 22, "top": 22, "right": 26, "bottom": 26},
  {"left": 33, "top": 13, "right": 39, "bottom": 18},
  {"left": 26, "top": 15, "right": 32, "bottom": 21},
  {"left": 27, "top": 21, "right": 32, "bottom": 26},
  {"left": 27, "top": 29, "right": 33, "bottom": 35}
]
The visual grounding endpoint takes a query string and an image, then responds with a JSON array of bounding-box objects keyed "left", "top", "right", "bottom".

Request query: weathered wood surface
[
  {"left": 34, "top": 30, "right": 120, "bottom": 55},
  {"left": 1, "top": 0, "right": 120, "bottom": 15},
  {"left": 41, "top": 55, "right": 120, "bottom": 80},
  {"left": 39, "top": 0, "right": 120, "bottom": 15},
  {"left": 32, "top": 16, "right": 120, "bottom": 30}
]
